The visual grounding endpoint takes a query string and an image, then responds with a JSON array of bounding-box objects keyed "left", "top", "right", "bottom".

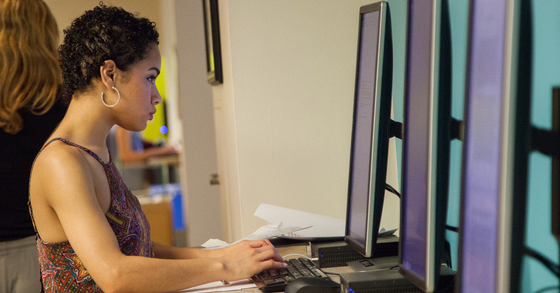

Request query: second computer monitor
[
  {"left": 399, "top": 0, "right": 452, "bottom": 292},
  {"left": 344, "top": 0, "right": 393, "bottom": 259}
]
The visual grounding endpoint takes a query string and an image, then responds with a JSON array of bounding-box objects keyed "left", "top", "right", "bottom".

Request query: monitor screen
[
  {"left": 345, "top": 1, "right": 392, "bottom": 258},
  {"left": 458, "top": 0, "right": 507, "bottom": 292},
  {"left": 399, "top": 0, "right": 452, "bottom": 291}
]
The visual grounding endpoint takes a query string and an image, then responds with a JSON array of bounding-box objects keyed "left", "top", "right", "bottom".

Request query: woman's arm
[
  {"left": 153, "top": 239, "right": 282, "bottom": 261},
  {"left": 153, "top": 242, "right": 212, "bottom": 259},
  {"left": 30, "top": 144, "right": 284, "bottom": 293}
]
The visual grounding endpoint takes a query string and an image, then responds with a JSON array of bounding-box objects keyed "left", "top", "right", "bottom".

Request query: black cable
[
  {"left": 437, "top": 270, "right": 456, "bottom": 293},
  {"left": 524, "top": 246, "right": 560, "bottom": 278},
  {"left": 534, "top": 285, "right": 559, "bottom": 293},
  {"left": 384, "top": 184, "right": 457, "bottom": 234},
  {"left": 389, "top": 120, "right": 403, "bottom": 140},
  {"left": 450, "top": 118, "right": 464, "bottom": 141},
  {"left": 445, "top": 225, "right": 459, "bottom": 233},
  {"left": 531, "top": 126, "right": 560, "bottom": 157},
  {"left": 385, "top": 183, "right": 401, "bottom": 198}
]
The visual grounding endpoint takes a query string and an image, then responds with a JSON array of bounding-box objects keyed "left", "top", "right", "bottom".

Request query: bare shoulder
[
  {"left": 33, "top": 140, "right": 92, "bottom": 181},
  {"left": 30, "top": 140, "right": 95, "bottom": 203},
  {"left": 30, "top": 140, "right": 101, "bottom": 242}
]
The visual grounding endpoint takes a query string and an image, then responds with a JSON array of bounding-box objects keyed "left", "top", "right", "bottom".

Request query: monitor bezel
[{"left": 344, "top": 0, "right": 392, "bottom": 259}]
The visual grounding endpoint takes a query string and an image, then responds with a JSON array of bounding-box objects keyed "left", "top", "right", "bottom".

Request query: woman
[
  {"left": 0, "top": 0, "right": 67, "bottom": 292},
  {"left": 29, "top": 4, "right": 285, "bottom": 293}
]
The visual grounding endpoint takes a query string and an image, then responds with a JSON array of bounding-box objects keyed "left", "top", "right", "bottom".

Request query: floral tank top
[{"left": 29, "top": 138, "right": 154, "bottom": 292}]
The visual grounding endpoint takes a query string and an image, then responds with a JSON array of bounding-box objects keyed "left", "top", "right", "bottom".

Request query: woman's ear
[{"left": 100, "top": 60, "right": 117, "bottom": 88}]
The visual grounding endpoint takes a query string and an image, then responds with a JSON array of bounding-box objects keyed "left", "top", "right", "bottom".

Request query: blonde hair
[{"left": 0, "top": 0, "right": 61, "bottom": 134}]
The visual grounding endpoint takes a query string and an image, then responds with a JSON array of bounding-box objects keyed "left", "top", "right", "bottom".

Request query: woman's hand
[{"left": 214, "top": 239, "right": 287, "bottom": 281}]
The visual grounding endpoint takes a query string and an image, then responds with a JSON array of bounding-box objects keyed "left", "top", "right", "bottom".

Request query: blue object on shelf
[
  {"left": 167, "top": 184, "right": 186, "bottom": 230},
  {"left": 147, "top": 183, "right": 186, "bottom": 231}
]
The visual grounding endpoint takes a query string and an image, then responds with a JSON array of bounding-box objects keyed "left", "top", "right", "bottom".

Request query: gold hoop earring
[{"left": 101, "top": 86, "right": 121, "bottom": 108}]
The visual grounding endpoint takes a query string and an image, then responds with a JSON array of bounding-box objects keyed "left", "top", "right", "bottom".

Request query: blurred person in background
[
  {"left": 0, "top": 0, "right": 67, "bottom": 292},
  {"left": 115, "top": 125, "right": 178, "bottom": 165}
]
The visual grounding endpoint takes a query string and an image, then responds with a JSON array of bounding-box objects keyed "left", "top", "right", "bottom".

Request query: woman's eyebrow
[{"left": 149, "top": 67, "right": 161, "bottom": 75}]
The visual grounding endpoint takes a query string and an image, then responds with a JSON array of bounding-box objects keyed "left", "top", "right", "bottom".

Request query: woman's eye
[{"left": 147, "top": 76, "right": 156, "bottom": 83}]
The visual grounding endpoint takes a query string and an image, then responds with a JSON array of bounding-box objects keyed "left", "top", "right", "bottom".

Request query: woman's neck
[{"left": 51, "top": 94, "right": 114, "bottom": 158}]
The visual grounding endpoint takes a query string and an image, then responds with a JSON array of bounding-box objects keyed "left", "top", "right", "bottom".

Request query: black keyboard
[{"left": 253, "top": 257, "right": 331, "bottom": 292}]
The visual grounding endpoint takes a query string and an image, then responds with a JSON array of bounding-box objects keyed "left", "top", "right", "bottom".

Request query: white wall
[
  {"left": 170, "top": 0, "right": 222, "bottom": 246},
  {"left": 213, "top": 0, "right": 400, "bottom": 241}
]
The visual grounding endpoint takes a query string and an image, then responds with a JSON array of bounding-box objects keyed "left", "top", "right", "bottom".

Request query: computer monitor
[
  {"left": 344, "top": 0, "right": 393, "bottom": 259},
  {"left": 457, "top": 0, "right": 532, "bottom": 292},
  {"left": 398, "top": 0, "right": 452, "bottom": 292}
]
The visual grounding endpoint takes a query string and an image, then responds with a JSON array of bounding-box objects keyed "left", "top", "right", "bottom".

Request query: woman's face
[{"left": 115, "top": 43, "right": 162, "bottom": 132}]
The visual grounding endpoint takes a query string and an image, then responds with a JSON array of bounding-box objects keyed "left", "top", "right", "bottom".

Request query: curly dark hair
[{"left": 58, "top": 3, "right": 159, "bottom": 103}]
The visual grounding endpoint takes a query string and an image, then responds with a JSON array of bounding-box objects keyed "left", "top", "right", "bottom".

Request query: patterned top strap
[{"left": 42, "top": 138, "right": 111, "bottom": 166}]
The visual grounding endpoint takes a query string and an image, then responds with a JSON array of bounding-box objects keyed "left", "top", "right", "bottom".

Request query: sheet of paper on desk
[
  {"left": 200, "top": 223, "right": 310, "bottom": 249},
  {"left": 200, "top": 238, "right": 230, "bottom": 249},
  {"left": 175, "top": 279, "right": 256, "bottom": 293},
  {"left": 241, "top": 223, "right": 312, "bottom": 241},
  {"left": 254, "top": 204, "right": 346, "bottom": 238}
]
